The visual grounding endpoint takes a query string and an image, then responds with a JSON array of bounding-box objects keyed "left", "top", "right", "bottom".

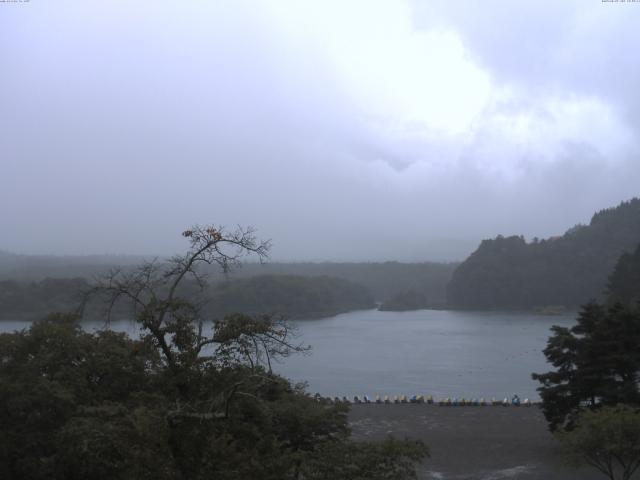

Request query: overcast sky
[{"left": 1, "top": 0, "right": 639, "bottom": 261}]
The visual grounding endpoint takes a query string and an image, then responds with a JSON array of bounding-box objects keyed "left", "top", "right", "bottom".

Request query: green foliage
[
  {"left": 0, "top": 258, "right": 458, "bottom": 311},
  {"left": 608, "top": 243, "right": 640, "bottom": 307},
  {"left": 0, "top": 313, "right": 166, "bottom": 480},
  {"left": 0, "top": 313, "right": 427, "bottom": 479},
  {"left": 1, "top": 226, "right": 428, "bottom": 479},
  {"left": 0, "top": 262, "right": 458, "bottom": 321},
  {"left": 207, "top": 274, "right": 375, "bottom": 319},
  {"left": 532, "top": 303, "right": 640, "bottom": 431},
  {"left": 0, "top": 277, "right": 88, "bottom": 320},
  {"left": 379, "top": 289, "right": 430, "bottom": 311},
  {"left": 556, "top": 405, "right": 640, "bottom": 480},
  {"left": 215, "top": 261, "right": 457, "bottom": 305},
  {"left": 213, "top": 313, "right": 308, "bottom": 372},
  {"left": 448, "top": 198, "right": 640, "bottom": 309},
  {"left": 0, "top": 274, "right": 376, "bottom": 322}
]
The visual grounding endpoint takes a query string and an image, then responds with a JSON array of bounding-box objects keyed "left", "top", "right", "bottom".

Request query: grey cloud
[
  {"left": 411, "top": 0, "right": 640, "bottom": 125},
  {"left": 1, "top": 1, "right": 638, "bottom": 262}
]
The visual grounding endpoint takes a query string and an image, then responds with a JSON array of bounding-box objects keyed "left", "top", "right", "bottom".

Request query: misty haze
[{"left": 2, "top": 2, "right": 640, "bottom": 480}]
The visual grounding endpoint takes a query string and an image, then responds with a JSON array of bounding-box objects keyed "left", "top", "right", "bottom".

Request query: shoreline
[{"left": 348, "top": 404, "right": 601, "bottom": 480}]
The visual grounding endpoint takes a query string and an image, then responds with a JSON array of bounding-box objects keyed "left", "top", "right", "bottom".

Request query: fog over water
[{"left": 2, "top": 1, "right": 640, "bottom": 260}]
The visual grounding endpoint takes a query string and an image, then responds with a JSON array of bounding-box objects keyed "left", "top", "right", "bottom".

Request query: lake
[
  {"left": 0, "top": 309, "right": 576, "bottom": 400},
  {"left": 280, "top": 309, "right": 576, "bottom": 400}
]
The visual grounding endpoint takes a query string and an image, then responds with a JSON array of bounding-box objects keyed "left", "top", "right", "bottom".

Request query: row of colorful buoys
[
  {"left": 319, "top": 394, "right": 532, "bottom": 406},
  {"left": 438, "top": 398, "right": 487, "bottom": 406},
  {"left": 437, "top": 396, "right": 531, "bottom": 406},
  {"left": 326, "top": 395, "right": 436, "bottom": 404}
]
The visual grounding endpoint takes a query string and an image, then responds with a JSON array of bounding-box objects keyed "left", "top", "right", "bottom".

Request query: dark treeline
[
  {"left": 0, "top": 226, "right": 429, "bottom": 480},
  {"left": 607, "top": 242, "right": 640, "bottom": 307},
  {"left": 0, "top": 275, "right": 374, "bottom": 321},
  {"left": 447, "top": 198, "right": 640, "bottom": 310},
  {"left": 207, "top": 275, "right": 375, "bottom": 319},
  {"left": 378, "top": 289, "right": 431, "bottom": 311},
  {"left": 531, "top": 242, "right": 640, "bottom": 477},
  {"left": 528, "top": 224, "right": 640, "bottom": 476},
  {"left": 4, "top": 198, "right": 639, "bottom": 315},
  {"left": 0, "top": 253, "right": 457, "bottom": 306},
  {"left": 0, "top": 255, "right": 457, "bottom": 319},
  {"left": 0, "top": 278, "right": 88, "bottom": 320},
  {"left": 217, "top": 262, "right": 457, "bottom": 304}
]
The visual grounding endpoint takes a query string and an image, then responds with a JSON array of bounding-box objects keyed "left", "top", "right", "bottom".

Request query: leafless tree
[
  {"left": 82, "top": 224, "right": 271, "bottom": 370},
  {"left": 213, "top": 313, "right": 310, "bottom": 373}
]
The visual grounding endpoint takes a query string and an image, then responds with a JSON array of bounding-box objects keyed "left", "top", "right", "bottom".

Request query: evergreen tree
[
  {"left": 608, "top": 243, "right": 640, "bottom": 307},
  {"left": 532, "top": 302, "right": 640, "bottom": 431}
]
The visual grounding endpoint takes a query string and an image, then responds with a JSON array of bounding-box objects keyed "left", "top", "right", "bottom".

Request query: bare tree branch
[{"left": 81, "top": 225, "right": 270, "bottom": 372}]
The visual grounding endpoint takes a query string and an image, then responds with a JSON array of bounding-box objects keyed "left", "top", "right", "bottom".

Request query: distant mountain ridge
[{"left": 447, "top": 198, "right": 640, "bottom": 310}]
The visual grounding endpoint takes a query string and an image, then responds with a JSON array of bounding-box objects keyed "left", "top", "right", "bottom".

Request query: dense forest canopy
[
  {"left": 378, "top": 289, "right": 431, "bottom": 312},
  {"left": 0, "top": 278, "right": 88, "bottom": 320},
  {"left": 607, "top": 242, "right": 640, "bottom": 307},
  {"left": 224, "top": 262, "right": 457, "bottom": 304},
  {"left": 531, "top": 241, "right": 640, "bottom": 478},
  {"left": 0, "top": 275, "right": 374, "bottom": 321},
  {"left": 0, "top": 314, "right": 428, "bottom": 479},
  {"left": 447, "top": 198, "right": 640, "bottom": 310},
  {"left": 0, "top": 255, "right": 456, "bottom": 305},
  {"left": 0, "top": 258, "right": 457, "bottom": 319},
  {"left": 206, "top": 274, "right": 375, "bottom": 319},
  {"left": 0, "top": 225, "right": 429, "bottom": 479}
]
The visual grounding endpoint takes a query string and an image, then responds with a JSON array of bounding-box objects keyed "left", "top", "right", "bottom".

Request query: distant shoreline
[{"left": 0, "top": 305, "right": 580, "bottom": 323}]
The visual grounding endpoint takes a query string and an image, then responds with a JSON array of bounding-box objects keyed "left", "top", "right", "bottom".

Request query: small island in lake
[{"left": 378, "top": 289, "right": 430, "bottom": 311}]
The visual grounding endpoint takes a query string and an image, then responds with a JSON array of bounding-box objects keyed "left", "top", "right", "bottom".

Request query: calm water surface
[
  {"left": 1, "top": 309, "right": 576, "bottom": 400},
  {"left": 280, "top": 309, "right": 576, "bottom": 400}
]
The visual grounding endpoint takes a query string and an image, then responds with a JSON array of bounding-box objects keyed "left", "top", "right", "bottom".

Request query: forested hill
[
  {"left": 0, "top": 255, "right": 457, "bottom": 305},
  {"left": 221, "top": 262, "right": 456, "bottom": 304},
  {"left": 0, "top": 275, "right": 375, "bottom": 321},
  {"left": 447, "top": 198, "right": 640, "bottom": 310},
  {"left": 607, "top": 242, "right": 640, "bottom": 307},
  {"left": 205, "top": 275, "right": 375, "bottom": 319}
]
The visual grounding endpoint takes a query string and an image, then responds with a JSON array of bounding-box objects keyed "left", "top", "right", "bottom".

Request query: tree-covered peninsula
[{"left": 447, "top": 198, "right": 640, "bottom": 310}]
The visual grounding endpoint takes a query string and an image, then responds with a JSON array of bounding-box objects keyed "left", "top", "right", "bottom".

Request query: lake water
[
  {"left": 0, "top": 309, "right": 576, "bottom": 400},
  {"left": 280, "top": 309, "right": 576, "bottom": 400}
]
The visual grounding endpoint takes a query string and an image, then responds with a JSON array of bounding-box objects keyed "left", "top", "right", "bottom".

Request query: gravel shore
[{"left": 348, "top": 404, "right": 603, "bottom": 480}]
